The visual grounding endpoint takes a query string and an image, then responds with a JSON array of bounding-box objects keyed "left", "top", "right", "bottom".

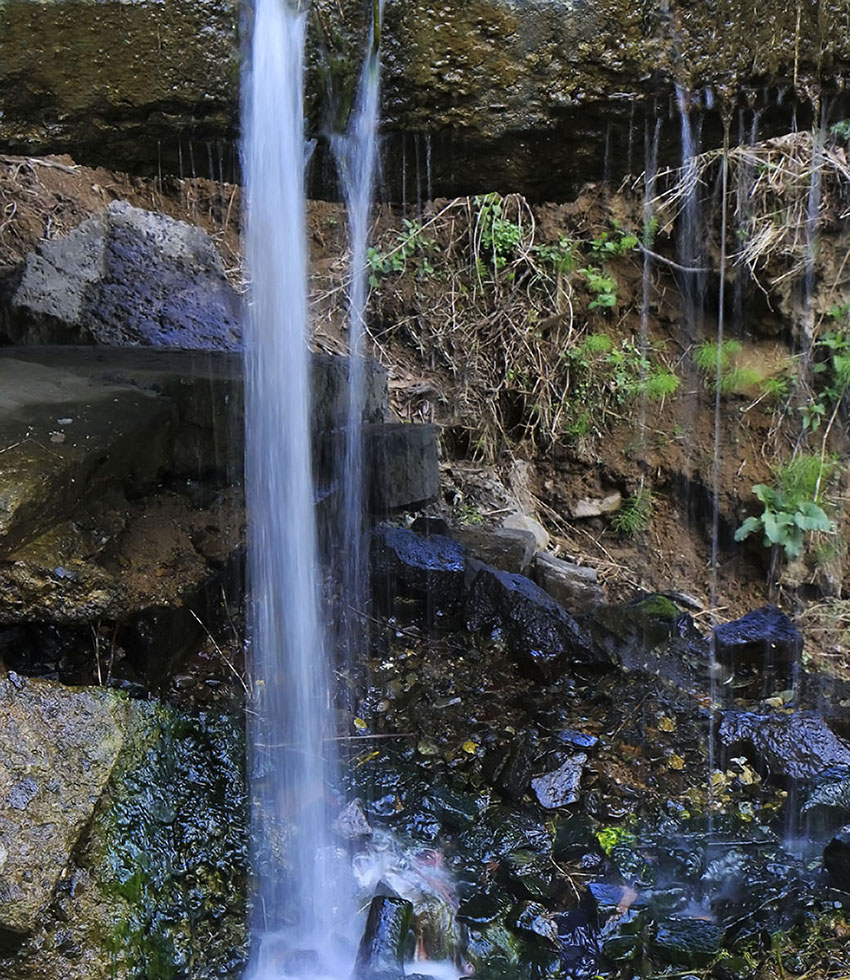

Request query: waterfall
[{"left": 242, "top": 1, "right": 342, "bottom": 974}]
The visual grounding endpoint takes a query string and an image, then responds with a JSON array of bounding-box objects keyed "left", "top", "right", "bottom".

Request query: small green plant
[
  {"left": 581, "top": 267, "right": 618, "bottom": 310},
  {"left": 474, "top": 192, "right": 523, "bottom": 269},
  {"left": 760, "top": 375, "right": 791, "bottom": 402},
  {"left": 367, "top": 217, "right": 436, "bottom": 285},
  {"left": 611, "top": 486, "right": 653, "bottom": 538},
  {"left": 735, "top": 453, "right": 836, "bottom": 560},
  {"left": 643, "top": 368, "right": 680, "bottom": 401},
  {"left": 830, "top": 119, "right": 850, "bottom": 142},
  {"left": 590, "top": 224, "right": 639, "bottom": 257},
  {"left": 456, "top": 501, "right": 484, "bottom": 526},
  {"left": 535, "top": 235, "right": 576, "bottom": 274},
  {"left": 596, "top": 825, "right": 637, "bottom": 854},
  {"left": 800, "top": 326, "right": 850, "bottom": 430}
]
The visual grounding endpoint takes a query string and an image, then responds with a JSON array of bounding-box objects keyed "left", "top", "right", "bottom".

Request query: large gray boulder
[
  {"left": 0, "top": 675, "right": 127, "bottom": 934},
  {"left": 3, "top": 201, "right": 242, "bottom": 350}
]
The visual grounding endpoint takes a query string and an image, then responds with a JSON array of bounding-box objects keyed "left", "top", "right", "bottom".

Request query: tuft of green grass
[
  {"left": 611, "top": 487, "right": 653, "bottom": 538},
  {"left": 694, "top": 338, "right": 742, "bottom": 374}
]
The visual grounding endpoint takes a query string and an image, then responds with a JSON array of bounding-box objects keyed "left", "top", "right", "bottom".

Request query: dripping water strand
[
  {"left": 329, "top": 0, "right": 386, "bottom": 677},
  {"left": 707, "top": 121, "right": 730, "bottom": 834}
]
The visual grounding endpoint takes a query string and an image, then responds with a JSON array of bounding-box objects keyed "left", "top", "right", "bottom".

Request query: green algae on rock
[{"left": 7, "top": 700, "right": 248, "bottom": 980}]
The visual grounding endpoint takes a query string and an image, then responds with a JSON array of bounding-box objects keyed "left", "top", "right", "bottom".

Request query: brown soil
[{"left": 3, "top": 152, "right": 848, "bottom": 674}]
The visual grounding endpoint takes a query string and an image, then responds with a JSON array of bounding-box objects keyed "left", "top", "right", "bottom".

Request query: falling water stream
[
  {"left": 242, "top": 1, "right": 343, "bottom": 974},
  {"left": 330, "top": 0, "right": 386, "bottom": 677}
]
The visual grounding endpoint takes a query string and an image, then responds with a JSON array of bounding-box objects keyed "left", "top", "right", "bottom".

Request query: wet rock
[
  {"left": 719, "top": 711, "right": 850, "bottom": 781},
  {"left": 365, "top": 423, "right": 440, "bottom": 514},
  {"left": 552, "top": 815, "right": 598, "bottom": 862},
  {"left": 507, "top": 900, "right": 560, "bottom": 948},
  {"left": 713, "top": 605, "right": 802, "bottom": 667},
  {"left": 651, "top": 917, "right": 724, "bottom": 967},
  {"left": 424, "top": 786, "right": 479, "bottom": 830},
  {"left": 500, "top": 849, "right": 558, "bottom": 900},
  {"left": 0, "top": 357, "right": 175, "bottom": 555},
  {"left": 352, "top": 895, "right": 414, "bottom": 980},
  {"left": 557, "top": 730, "right": 599, "bottom": 751},
  {"left": 556, "top": 908, "right": 600, "bottom": 978},
  {"left": 532, "top": 553, "right": 604, "bottom": 613},
  {"left": 456, "top": 892, "right": 507, "bottom": 927},
  {"left": 589, "top": 881, "right": 648, "bottom": 919},
  {"left": 801, "top": 768, "right": 850, "bottom": 830},
  {"left": 465, "top": 562, "right": 605, "bottom": 680},
  {"left": 5, "top": 202, "right": 242, "bottom": 350},
  {"left": 530, "top": 754, "right": 587, "bottom": 809},
  {"left": 599, "top": 906, "right": 648, "bottom": 962},
  {"left": 585, "top": 597, "right": 709, "bottom": 686},
  {"left": 0, "top": 0, "right": 845, "bottom": 198},
  {"left": 335, "top": 799, "right": 373, "bottom": 840},
  {"left": 6, "top": 346, "right": 389, "bottom": 482},
  {"left": 370, "top": 525, "right": 466, "bottom": 625},
  {"left": 823, "top": 825, "right": 850, "bottom": 890},
  {"left": 486, "top": 735, "right": 538, "bottom": 802},
  {"left": 0, "top": 675, "right": 126, "bottom": 934},
  {"left": 454, "top": 526, "right": 538, "bottom": 576},
  {"left": 10, "top": 701, "right": 248, "bottom": 978}
]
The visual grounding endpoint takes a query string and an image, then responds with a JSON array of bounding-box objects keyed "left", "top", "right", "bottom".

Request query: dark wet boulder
[
  {"left": 801, "top": 768, "right": 850, "bottom": 831},
  {"left": 486, "top": 734, "right": 539, "bottom": 802},
  {"left": 456, "top": 892, "right": 508, "bottom": 927},
  {"left": 651, "top": 917, "right": 724, "bottom": 967},
  {"left": 370, "top": 525, "right": 466, "bottom": 625},
  {"left": 584, "top": 595, "right": 708, "bottom": 684},
  {"left": 352, "top": 896, "right": 413, "bottom": 980},
  {"left": 465, "top": 562, "right": 605, "bottom": 680},
  {"left": 530, "top": 753, "right": 587, "bottom": 809},
  {"left": 4, "top": 202, "right": 242, "bottom": 350},
  {"left": 556, "top": 908, "right": 600, "bottom": 978},
  {"left": 364, "top": 423, "right": 440, "bottom": 513},
  {"left": 719, "top": 711, "right": 850, "bottom": 781},
  {"left": 553, "top": 815, "right": 598, "bottom": 862},
  {"left": 506, "top": 901, "right": 560, "bottom": 948},
  {"left": 423, "top": 785, "right": 479, "bottom": 830},
  {"left": 823, "top": 825, "right": 850, "bottom": 891},
  {"left": 713, "top": 605, "right": 802, "bottom": 667}
]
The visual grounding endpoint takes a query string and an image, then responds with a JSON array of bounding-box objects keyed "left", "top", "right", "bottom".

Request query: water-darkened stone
[
  {"left": 713, "top": 605, "right": 802, "bottom": 667},
  {"left": 719, "top": 711, "right": 850, "bottom": 781},
  {"left": 465, "top": 562, "right": 604, "bottom": 680}
]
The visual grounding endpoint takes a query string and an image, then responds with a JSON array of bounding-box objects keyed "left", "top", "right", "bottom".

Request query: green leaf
[
  {"left": 762, "top": 509, "right": 791, "bottom": 545},
  {"left": 752, "top": 484, "right": 780, "bottom": 508},
  {"left": 735, "top": 516, "right": 762, "bottom": 541},
  {"left": 794, "top": 502, "right": 831, "bottom": 532}
]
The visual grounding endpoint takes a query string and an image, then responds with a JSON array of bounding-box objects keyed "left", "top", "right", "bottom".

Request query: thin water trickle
[
  {"left": 242, "top": 2, "right": 345, "bottom": 974},
  {"left": 329, "top": 0, "right": 386, "bottom": 676}
]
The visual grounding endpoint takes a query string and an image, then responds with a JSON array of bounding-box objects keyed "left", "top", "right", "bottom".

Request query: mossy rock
[{"left": 8, "top": 700, "right": 248, "bottom": 980}]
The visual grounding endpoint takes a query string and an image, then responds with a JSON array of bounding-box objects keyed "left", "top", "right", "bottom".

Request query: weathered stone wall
[{"left": 2, "top": 0, "right": 849, "bottom": 195}]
